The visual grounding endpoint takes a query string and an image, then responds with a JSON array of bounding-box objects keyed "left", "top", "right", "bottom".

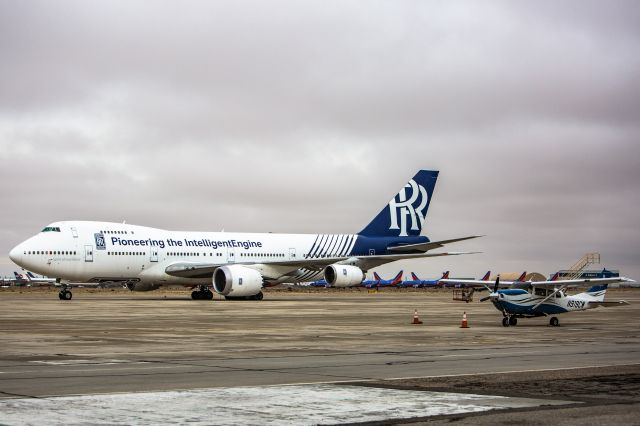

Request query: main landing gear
[
  {"left": 502, "top": 315, "right": 517, "bottom": 327},
  {"left": 58, "top": 284, "right": 72, "bottom": 301},
  {"left": 549, "top": 317, "right": 560, "bottom": 327},
  {"left": 191, "top": 285, "right": 214, "bottom": 300}
]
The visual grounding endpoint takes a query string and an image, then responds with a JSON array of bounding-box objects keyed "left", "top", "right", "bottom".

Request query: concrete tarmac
[{"left": 1, "top": 287, "right": 639, "bottom": 424}]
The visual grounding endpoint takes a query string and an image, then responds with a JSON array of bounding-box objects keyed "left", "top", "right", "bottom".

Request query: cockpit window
[{"left": 41, "top": 227, "right": 61, "bottom": 232}]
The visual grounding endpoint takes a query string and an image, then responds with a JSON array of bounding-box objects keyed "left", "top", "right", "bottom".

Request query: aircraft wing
[
  {"left": 387, "top": 236, "right": 481, "bottom": 253},
  {"left": 526, "top": 277, "right": 635, "bottom": 289},
  {"left": 439, "top": 279, "right": 510, "bottom": 288},
  {"left": 440, "top": 276, "right": 635, "bottom": 289},
  {"left": 164, "top": 251, "right": 479, "bottom": 279}
]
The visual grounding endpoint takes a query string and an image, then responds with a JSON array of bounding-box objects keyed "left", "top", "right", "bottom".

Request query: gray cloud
[{"left": 1, "top": 1, "right": 639, "bottom": 280}]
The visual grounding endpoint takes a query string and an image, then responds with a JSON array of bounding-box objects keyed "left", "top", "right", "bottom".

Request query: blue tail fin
[{"left": 359, "top": 170, "right": 439, "bottom": 237}]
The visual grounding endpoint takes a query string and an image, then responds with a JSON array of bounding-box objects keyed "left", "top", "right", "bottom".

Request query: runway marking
[{"left": 0, "top": 384, "right": 578, "bottom": 425}]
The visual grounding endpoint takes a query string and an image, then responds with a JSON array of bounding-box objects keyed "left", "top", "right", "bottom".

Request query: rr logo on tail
[{"left": 388, "top": 179, "right": 428, "bottom": 237}]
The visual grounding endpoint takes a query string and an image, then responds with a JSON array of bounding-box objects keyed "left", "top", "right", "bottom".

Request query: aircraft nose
[{"left": 9, "top": 244, "right": 23, "bottom": 264}]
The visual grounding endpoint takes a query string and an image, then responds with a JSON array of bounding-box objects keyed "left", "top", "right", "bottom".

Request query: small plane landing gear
[
  {"left": 502, "top": 315, "right": 517, "bottom": 326},
  {"left": 549, "top": 317, "right": 559, "bottom": 327},
  {"left": 191, "top": 286, "right": 214, "bottom": 300},
  {"left": 58, "top": 284, "right": 72, "bottom": 301}
]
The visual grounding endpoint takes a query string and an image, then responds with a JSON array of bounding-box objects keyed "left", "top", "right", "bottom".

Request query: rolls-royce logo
[
  {"left": 388, "top": 179, "right": 428, "bottom": 237},
  {"left": 94, "top": 232, "right": 106, "bottom": 250}
]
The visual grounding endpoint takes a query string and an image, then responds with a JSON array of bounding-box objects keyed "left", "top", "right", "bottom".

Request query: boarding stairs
[{"left": 563, "top": 253, "right": 600, "bottom": 280}]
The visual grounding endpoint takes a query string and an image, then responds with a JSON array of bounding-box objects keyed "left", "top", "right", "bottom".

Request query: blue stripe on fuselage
[{"left": 349, "top": 235, "right": 429, "bottom": 256}]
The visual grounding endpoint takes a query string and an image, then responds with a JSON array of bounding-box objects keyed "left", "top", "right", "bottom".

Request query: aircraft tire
[
  {"left": 62, "top": 291, "right": 72, "bottom": 301},
  {"left": 191, "top": 291, "right": 200, "bottom": 300},
  {"left": 205, "top": 290, "right": 213, "bottom": 300},
  {"left": 255, "top": 292, "right": 264, "bottom": 301},
  {"left": 502, "top": 317, "right": 509, "bottom": 327},
  {"left": 550, "top": 317, "right": 559, "bottom": 327},
  {"left": 58, "top": 292, "right": 64, "bottom": 300},
  {"left": 509, "top": 316, "right": 517, "bottom": 326}
]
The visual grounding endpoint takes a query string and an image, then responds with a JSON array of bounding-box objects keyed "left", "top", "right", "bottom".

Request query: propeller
[{"left": 480, "top": 276, "right": 500, "bottom": 302}]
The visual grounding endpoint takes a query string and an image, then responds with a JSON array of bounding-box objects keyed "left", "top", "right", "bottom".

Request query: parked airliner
[{"left": 9, "top": 170, "right": 479, "bottom": 301}]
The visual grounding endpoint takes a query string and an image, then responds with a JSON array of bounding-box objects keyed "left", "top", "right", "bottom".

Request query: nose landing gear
[{"left": 58, "top": 284, "right": 72, "bottom": 301}]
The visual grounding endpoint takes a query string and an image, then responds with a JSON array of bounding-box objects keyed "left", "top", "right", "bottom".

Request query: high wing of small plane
[{"left": 440, "top": 271, "right": 528, "bottom": 287}]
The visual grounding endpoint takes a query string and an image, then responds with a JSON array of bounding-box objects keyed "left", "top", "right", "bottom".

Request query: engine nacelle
[
  {"left": 213, "top": 265, "right": 263, "bottom": 297},
  {"left": 324, "top": 265, "right": 365, "bottom": 287},
  {"left": 126, "top": 281, "right": 161, "bottom": 292}
]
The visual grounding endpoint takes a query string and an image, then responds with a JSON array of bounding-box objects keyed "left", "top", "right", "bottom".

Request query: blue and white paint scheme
[
  {"left": 442, "top": 275, "right": 634, "bottom": 326},
  {"left": 8, "top": 170, "right": 479, "bottom": 301}
]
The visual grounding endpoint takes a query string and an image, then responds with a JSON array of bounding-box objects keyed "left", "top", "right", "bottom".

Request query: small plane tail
[
  {"left": 584, "top": 283, "right": 608, "bottom": 301},
  {"left": 373, "top": 272, "right": 382, "bottom": 281},
  {"left": 14, "top": 272, "right": 25, "bottom": 280},
  {"left": 411, "top": 272, "right": 420, "bottom": 281},
  {"left": 516, "top": 271, "right": 527, "bottom": 282},
  {"left": 480, "top": 271, "right": 491, "bottom": 280},
  {"left": 441, "top": 271, "right": 450, "bottom": 279},
  {"left": 359, "top": 170, "right": 438, "bottom": 237}
]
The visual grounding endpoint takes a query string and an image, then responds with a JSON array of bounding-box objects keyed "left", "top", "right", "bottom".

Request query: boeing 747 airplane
[{"left": 9, "top": 170, "right": 479, "bottom": 301}]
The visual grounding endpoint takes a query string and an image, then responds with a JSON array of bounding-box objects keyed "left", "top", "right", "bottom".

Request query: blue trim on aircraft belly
[{"left": 494, "top": 301, "right": 569, "bottom": 315}]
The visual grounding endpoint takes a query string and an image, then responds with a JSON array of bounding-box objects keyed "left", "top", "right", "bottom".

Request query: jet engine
[
  {"left": 213, "top": 265, "right": 264, "bottom": 297},
  {"left": 324, "top": 265, "right": 365, "bottom": 287}
]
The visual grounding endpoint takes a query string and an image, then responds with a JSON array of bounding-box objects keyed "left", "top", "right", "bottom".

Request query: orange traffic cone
[
  {"left": 460, "top": 311, "right": 469, "bottom": 328},
  {"left": 412, "top": 309, "right": 423, "bottom": 325}
]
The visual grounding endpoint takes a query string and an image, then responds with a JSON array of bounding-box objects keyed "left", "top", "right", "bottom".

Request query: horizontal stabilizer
[
  {"left": 387, "top": 235, "right": 482, "bottom": 253},
  {"left": 589, "top": 300, "right": 630, "bottom": 308}
]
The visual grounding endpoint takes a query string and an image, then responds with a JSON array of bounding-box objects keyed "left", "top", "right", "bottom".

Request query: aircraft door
[
  {"left": 369, "top": 249, "right": 375, "bottom": 256},
  {"left": 227, "top": 248, "right": 235, "bottom": 263},
  {"left": 84, "top": 245, "right": 93, "bottom": 262},
  {"left": 150, "top": 248, "right": 158, "bottom": 263},
  {"left": 289, "top": 248, "right": 296, "bottom": 260}
]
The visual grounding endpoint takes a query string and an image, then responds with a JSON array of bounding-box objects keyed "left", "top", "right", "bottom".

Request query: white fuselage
[{"left": 9, "top": 221, "right": 359, "bottom": 287}]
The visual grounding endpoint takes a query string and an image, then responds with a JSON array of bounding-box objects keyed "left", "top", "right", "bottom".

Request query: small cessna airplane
[
  {"left": 9, "top": 170, "right": 479, "bottom": 301},
  {"left": 441, "top": 275, "right": 634, "bottom": 326}
]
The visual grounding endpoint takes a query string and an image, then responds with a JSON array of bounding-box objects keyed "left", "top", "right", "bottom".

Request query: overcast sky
[{"left": 1, "top": 0, "right": 639, "bottom": 281}]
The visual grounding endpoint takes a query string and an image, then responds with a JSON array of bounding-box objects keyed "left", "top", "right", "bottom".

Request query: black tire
[
  {"left": 509, "top": 316, "right": 517, "bottom": 326},
  {"left": 58, "top": 292, "right": 64, "bottom": 300},
  {"left": 191, "top": 291, "right": 200, "bottom": 300},
  {"left": 205, "top": 290, "right": 213, "bottom": 300},
  {"left": 64, "top": 291, "right": 72, "bottom": 300},
  {"left": 502, "top": 317, "right": 509, "bottom": 327},
  {"left": 255, "top": 292, "right": 264, "bottom": 301},
  {"left": 550, "top": 317, "right": 559, "bottom": 326}
]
